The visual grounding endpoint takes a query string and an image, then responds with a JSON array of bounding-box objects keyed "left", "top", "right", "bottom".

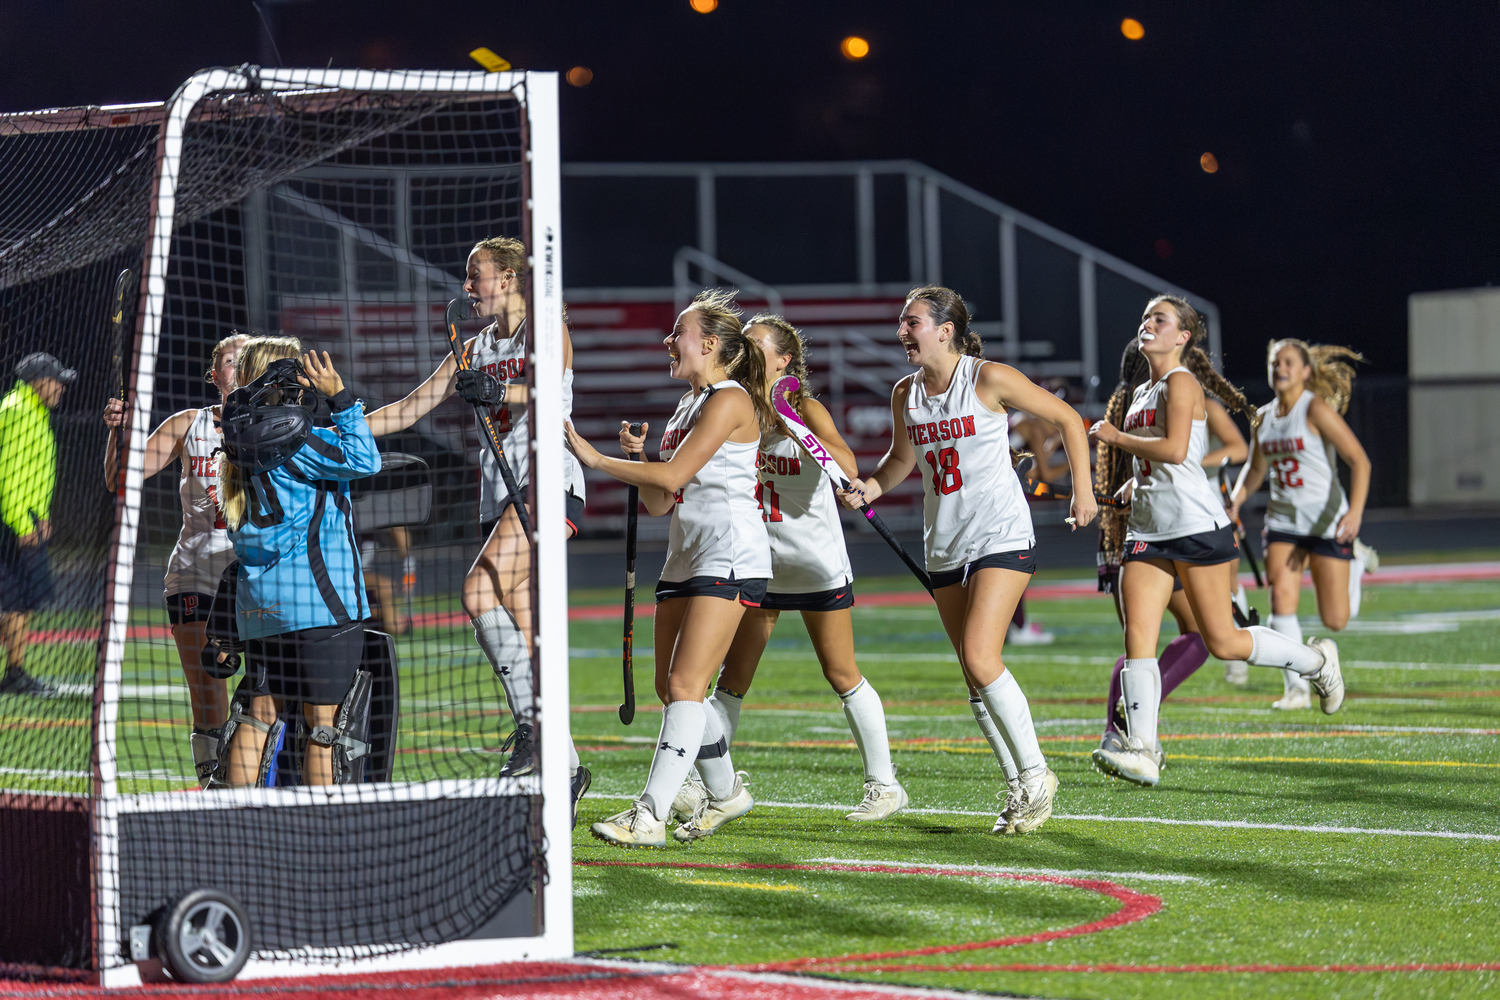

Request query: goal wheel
[{"left": 156, "top": 888, "right": 252, "bottom": 983}]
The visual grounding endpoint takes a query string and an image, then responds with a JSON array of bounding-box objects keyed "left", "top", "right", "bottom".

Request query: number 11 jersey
[{"left": 903, "top": 355, "right": 1034, "bottom": 573}]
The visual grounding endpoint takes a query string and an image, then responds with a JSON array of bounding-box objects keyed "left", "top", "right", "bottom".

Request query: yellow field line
[{"left": 683, "top": 878, "right": 805, "bottom": 892}]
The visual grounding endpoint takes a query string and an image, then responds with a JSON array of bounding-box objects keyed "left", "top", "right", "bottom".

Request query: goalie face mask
[{"left": 220, "top": 357, "right": 317, "bottom": 475}]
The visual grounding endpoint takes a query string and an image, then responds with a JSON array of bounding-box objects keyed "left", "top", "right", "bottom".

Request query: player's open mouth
[{"left": 1139, "top": 332, "right": 1156, "bottom": 342}]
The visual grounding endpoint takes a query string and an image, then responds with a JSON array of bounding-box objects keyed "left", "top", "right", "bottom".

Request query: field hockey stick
[
  {"left": 769, "top": 375, "right": 933, "bottom": 596},
  {"left": 444, "top": 298, "right": 532, "bottom": 539},
  {"left": 109, "top": 268, "right": 133, "bottom": 492},
  {"left": 619, "top": 422, "right": 642, "bottom": 725},
  {"left": 1016, "top": 475, "right": 1129, "bottom": 508},
  {"left": 1219, "top": 459, "right": 1263, "bottom": 587}
]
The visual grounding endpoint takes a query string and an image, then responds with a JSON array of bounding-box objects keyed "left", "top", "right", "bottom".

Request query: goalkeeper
[{"left": 213, "top": 338, "right": 380, "bottom": 786}]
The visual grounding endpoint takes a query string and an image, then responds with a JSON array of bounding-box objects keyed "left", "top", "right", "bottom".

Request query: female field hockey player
[
  {"left": 1089, "top": 297, "right": 1347, "bottom": 788},
  {"left": 102, "top": 332, "right": 248, "bottom": 786},
  {"left": 1231, "top": 339, "right": 1374, "bottom": 710},
  {"left": 213, "top": 338, "right": 379, "bottom": 786},
  {"left": 839, "top": 285, "right": 1097, "bottom": 835},
  {"left": 564, "top": 290, "right": 772, "bottom": 847},
  {"left": 645, "top": 314, "right": 905, "bottom": 824},
  {"left": 365, "top": 237, "right": 588, "bottom": 804}
]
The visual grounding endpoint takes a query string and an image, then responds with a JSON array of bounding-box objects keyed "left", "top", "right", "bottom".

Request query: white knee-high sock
[
  {"left": 1119, "top": 658, "right": 1161, "bottom": 746},
  {"left": 1248, "top": 625, "right": 1325, "bottom": 675},
  {"left": 970, "top": 696, "right": 1019, "bottom": 782},
  {"left": 840, "top": 679, "right": 896, "bottom": 785},
  {"left": 708, "top": 686, "right": 743, "bottom": 744},
  {"left": 568, "top": 738, "right": 580, "bottom": 777},
  {"left": 1270, "top": 613, "right": 1310, "bottom": 694},
  {"left": 696, "top": 700, "right": 737, "bottom": 799},
  {"left": 641, "top": 701, "right": 706, "bottom": 821},
  {"left": 473, "top": 606, "right": 533, "bottom": 727},
  {"left": 1349, "top": 558, "right": 1365, "bottom": 618},
  {"left": 976, "top": 671, "right": 1044, "bottom": 776}
]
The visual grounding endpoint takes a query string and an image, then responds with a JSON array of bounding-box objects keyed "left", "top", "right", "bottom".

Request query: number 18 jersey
[{"left": 903, "top": 356, "right": 1034, "bottom": 573}]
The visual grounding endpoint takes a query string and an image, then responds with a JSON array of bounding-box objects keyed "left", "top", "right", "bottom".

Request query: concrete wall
[{"left": 1408, "top": 287, "right": 1500, "bottom": 504}]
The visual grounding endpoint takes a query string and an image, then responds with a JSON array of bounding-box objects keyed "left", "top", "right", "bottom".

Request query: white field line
[
  {"left": 806, "top": 855, "right": 1204, "bottom": 884},
  {"left": 1349, "top": 660, "right": 1500, "bottom": 672},
  {"left": 585, "top": 791, "right": 1500, "bottom": 841},
  {"left": 577, "top": 957, "right": 1023, "bottom": 999}
]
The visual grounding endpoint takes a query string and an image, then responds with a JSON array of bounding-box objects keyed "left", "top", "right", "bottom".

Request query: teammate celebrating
[
  {"left": 565, "top": 290, "right": 772, "bottom": 847},
  {"left": 365, "top": 237, "right": 588, "bottom": 806},
  {"left": 1089, "top": 297, "right": 1347, "bottom": 788},
  {"left": 839, "top": 286, "right": 1096, "bottom": 834},
  {"left": 103, "top": 332, "right": 248, "bottom": 786},
  {"left": 1231, "top": 339, "right": 1374, "bottom": 710},
  {"left": 658, "top": 314, "right": 905, "bottom": 824}
]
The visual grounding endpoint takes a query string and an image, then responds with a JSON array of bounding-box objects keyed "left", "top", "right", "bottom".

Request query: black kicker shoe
[
  {"left": 497, "top": 723, "right": 535, "bottom": 777},
  {"left": 570, "top": 766, "right": 592, "bottom": 829}
]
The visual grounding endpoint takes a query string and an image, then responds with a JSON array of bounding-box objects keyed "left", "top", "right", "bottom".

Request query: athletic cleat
[
  {"left": 1111, "top": 695, "right": 1128, "bottom": 733},
  {"left": 0, "top": 667, "right": 56, "bottom": 698},
  {"left": 673, "top": 771, "right": 754, "bottom": 841},
  {"left": 591, "top": 801, "right": 666, "bottom": 848},
  {"left": 1353, "top": 539, "right": 1379, "bottom": 574},
  {"left": 1271, "top": 688, "right": 1312, "bottom": 710},
  {"left": 1307, "top": 637, "right": 1345, "bottom": 714},
  {"left": 497, "top": 723, "right": 535, "bottom": 777},
  {"left": 1224, "top": 660, "right": 1250, "bottom": 685},
  {"left": 846, "top": 779, "right": 909, "bottom": 822},
  {"left": 671, "top": 772, "right": 708, "bottom": 823},
  {"left": 1010, "top": 766, "right": 1060, "bottom": 834},
  {"left": 570, "top": 766, "right": 592, "bottom": 830},
  {"left": 991, "top": 778, "right": 1023, "bottom": 834},
  {"left": 1007, "top": 622, "right": 1055, "bottom": 646},
  {"left": 1092, "top": 736, "right": 1160, "bottom": 786}
]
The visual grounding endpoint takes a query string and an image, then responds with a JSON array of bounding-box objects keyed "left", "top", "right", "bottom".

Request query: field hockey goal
[{"left": 0, "top": 66, "right": 573, "bottom": 985}]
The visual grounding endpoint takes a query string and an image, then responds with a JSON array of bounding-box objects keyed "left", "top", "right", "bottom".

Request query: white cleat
[
  {"left": 1010, "top": 767, "right": 1059, "bottom": 834},
  {"left": 1307, "top": 637, "right": 1345, "bottom": 714},
  {"left": 1007, "top": 622, "right": 1055, "bottom": 646},
  {"left": 991, "top": 779, "right": 1023, "bottom": 834},
  {"left": 1092, "top": 736, "right": 1160, "bottom": 787},
  {"left": 671, "top": 772, "right": 708, "bottom": 823},
  {"left": 674, "top": 771, "right": 754, "bottom": 842},
  {"left": 1353, "top": 539, "right": 1379, "bottom": 574},
  {"left": 591, "top": 801, "right": 667, "bottom": 848},
  {"left": 846, "top": 779, "right": 909, "bottom": 822},
  {"left": 1224, "top": 660, "right": 1250, "bottom": 686}
]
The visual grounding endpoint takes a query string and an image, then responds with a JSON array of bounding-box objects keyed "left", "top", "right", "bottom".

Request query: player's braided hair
[
  {"left": 471, "top": 236, "right": 527, "bottom": 292},
  {"left": 1097, "top": 341, "right": 1152, "bottom": 562},
  {"left": 688, "top": 290, "right": 777, "bottom": 436},
  {"left": 217, "top": 336, "right": 303, "bottom": 531},
  {"left": 1266, "top": 338, "right": 1363, "bottom": 417},
  {"left": 908, "top": 285, "right": 983, "bottom": 358},
  {"left": 746, "top": 313, "right": 811, "bottom": 438},
  {"left": 204, "top": 331, "right": 251, "bottom": 386}
]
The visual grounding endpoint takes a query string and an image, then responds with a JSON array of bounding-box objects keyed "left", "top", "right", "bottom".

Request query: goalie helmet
[{"left": 220, "top": 357, "right": 316, "bottom": 475}]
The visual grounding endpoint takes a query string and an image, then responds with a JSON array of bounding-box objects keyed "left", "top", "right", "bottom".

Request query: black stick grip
[{"left": 620, "top": 422, "right": 643, "bottom": 725}]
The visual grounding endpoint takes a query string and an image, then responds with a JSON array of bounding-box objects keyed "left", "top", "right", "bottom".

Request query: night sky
[{"left": 2, "top": 1, "right": 1496, "bottom": 381}]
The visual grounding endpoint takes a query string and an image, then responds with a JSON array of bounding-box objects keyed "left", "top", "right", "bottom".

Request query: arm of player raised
[
  {"left": 840, "top": 377, "right": 916, "bottom": 507},
  {"left": 1090, "top": 370, "right": 1201, "bottom": 466},
  {"left": 1307, "top": 395, "right": 1371, "bottom": 542},
  {"left": 985, "top": 362, "right": 1097, "bottom": 527},
  {"left": 103, "top": 405, "right": 193, "bottom": 490},
  {"left": 1202, "top": 398, "right": 1249, "bottom": 468},
  {"left": 567, "top": 390, "right": 754, "bottom": 497},
  {"left": 363, "top": 343, "right": 464, "bottom": 437},
  {"left": 797, "top": 397, "right": 859, "bottom": 480}
]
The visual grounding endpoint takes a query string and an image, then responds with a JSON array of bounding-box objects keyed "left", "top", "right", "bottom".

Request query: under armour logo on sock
[
  {"left": 498, "top": 665, "right": 511, "bottom": 676},
  {"left": 660, "top": 741, "right": 687, "bottom": 757},
  {"left": 1128, "top": 701, "right": 1140, "bottom": 710}
]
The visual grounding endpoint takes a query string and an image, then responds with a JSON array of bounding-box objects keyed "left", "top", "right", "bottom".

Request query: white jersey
[
  {"left": 1123, "top": 366, "right": 1230, "bottom": 542},
  {"left": 658, "top": 382, "right": 772, "bottom": 583},
  {"left": 163, "top": 406, "right": 236, "bottom": 596},
  {"left": 1256, "top": 390, "right": 1348, "bottom": 538},
  {"left": 471, "top": 319, "right": 584, "bottom": 523},
  {"left": 758, "top": 431, "right": 853, "bottom": 594},
  {"left": 903, "top": 356, "right": 1034, "bottom": 572}
]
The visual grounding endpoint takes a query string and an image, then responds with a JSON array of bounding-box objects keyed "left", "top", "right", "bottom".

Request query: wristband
[{"left": 329, "top": 388, "right": 356, "bottom": 412}]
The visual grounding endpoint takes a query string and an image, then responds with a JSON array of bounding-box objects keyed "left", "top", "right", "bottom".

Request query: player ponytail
[
  {"left": 1150, "top": 295, "right": 1255, "bottom": 430},
  {"left": 1097, "top": 341, "right": 1152, "bottom": 561},
  {"left": 216, "top": 336, "right": 303, "bottom": 531},
  {"left": 1267, "top": 338, "right": 1363, "bottom": 415},
  {"left": 908, "top": 285, "right": 983, "bottom": 358},
  {"left": 686, "top": 289, "right": 778, "bottom": 436},
  {"left": 746, "top": 313, "right": 811, "bottom": 437}
]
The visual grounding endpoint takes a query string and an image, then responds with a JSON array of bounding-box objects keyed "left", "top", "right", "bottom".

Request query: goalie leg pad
[
  {"left": 216, "top": 683, "right": 279, "bottom": 786},
  {"left": 309, "top": 669, "right": 372, "bottom": 784},
  {"left": 258, "top": 719, "right": 287, "bottom": 787}
]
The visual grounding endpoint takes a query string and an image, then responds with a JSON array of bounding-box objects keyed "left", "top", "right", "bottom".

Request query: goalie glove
[{"left": 455, "top": 368, "right": 505, "bottom": 407}]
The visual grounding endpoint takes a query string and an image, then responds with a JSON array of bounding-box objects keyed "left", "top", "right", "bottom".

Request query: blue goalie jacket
[{"left": 230, "top": 399, "right": 381, "bottom": 639}]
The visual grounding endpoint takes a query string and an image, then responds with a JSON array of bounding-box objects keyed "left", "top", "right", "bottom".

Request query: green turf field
[{"left": 568, "top": 574, "right": 1500, "bottom": 999}]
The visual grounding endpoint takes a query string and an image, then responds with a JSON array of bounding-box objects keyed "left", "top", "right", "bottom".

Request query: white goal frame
[{"left": 94, "top": 67, "right": 572, "bottom": 986}]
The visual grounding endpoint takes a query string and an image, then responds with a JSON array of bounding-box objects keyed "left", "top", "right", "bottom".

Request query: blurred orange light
[
  {"left": 567, "top": 66, "right": 593, "bottom": 87},
  {"left": 689, "top": 0, "right": 717, "bottom": 12},
  {"left": 1121, "top": 18, "right": 1145, "bottom": 40},
  {"left": 841, "top": 36, "right": 870, "bottom": 60},
  {"left": 1200, "top": 152, "right": 1219, "bottom": 173}
]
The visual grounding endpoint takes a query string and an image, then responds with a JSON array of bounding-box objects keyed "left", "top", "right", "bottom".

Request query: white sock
[
  {"left": 840, "top": 679, "right": 896, "bottom": 785},
  {"left": 640, "top": 700, "right": 706, "bottom": 821},
  {"left": 696, "top": 700, "right": 737, "bottom": 799},
  {"left": 1119, "top": 658, "right": 1161, "bottom": 747},
  {"left": 970, "top": 696, "right": 1019, "bottom": 782},
  {"left": 1270, "top": 613, "right": 1310, "bottom": 695},
  {"left": 708, "top": 686, "right": 743, "bottom": 744},
  {"left": 1349, "top": 558, "right": 1364, "bottom": 618},
  {"left": 1248, "top": 625, "right": 1325, "bottom": 675},
  {"left": 976, "top": 671, "right": 1044, "bottom": 776},
  {"left": 1233, "top": 585, "right": 1249, "bottom": 618},
  {"left": 568, "top": 737, "right": 580, "bottom": 777},
  {"left": 473, "top": 606, "right": 533, "bottom": 727}
]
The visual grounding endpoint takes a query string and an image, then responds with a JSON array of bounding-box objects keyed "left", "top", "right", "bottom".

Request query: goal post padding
[{"left": 0, "top": 67, "right": 572, "bottom": 983}]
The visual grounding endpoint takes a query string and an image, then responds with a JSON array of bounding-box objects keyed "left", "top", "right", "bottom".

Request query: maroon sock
[
  {"left": 1104, "top": 655, "right": 1126, "bottom": 733},
  {"left": 1159, "top": 633, "right": 1209, "bottom": 701}
]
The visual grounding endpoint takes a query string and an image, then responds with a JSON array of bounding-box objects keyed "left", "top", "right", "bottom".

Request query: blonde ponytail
[{"left": 216, "top": 336, "right": 303, "bottom": 531}]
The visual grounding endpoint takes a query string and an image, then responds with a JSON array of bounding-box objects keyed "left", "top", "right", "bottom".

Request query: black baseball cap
[{"left": 15, "top": 352, "right": 77, "bottom": 385}]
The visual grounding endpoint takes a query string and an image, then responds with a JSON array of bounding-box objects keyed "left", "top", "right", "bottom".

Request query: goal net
[{"left": 0, "top": 67, "right": 573, "bottom": 984}]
